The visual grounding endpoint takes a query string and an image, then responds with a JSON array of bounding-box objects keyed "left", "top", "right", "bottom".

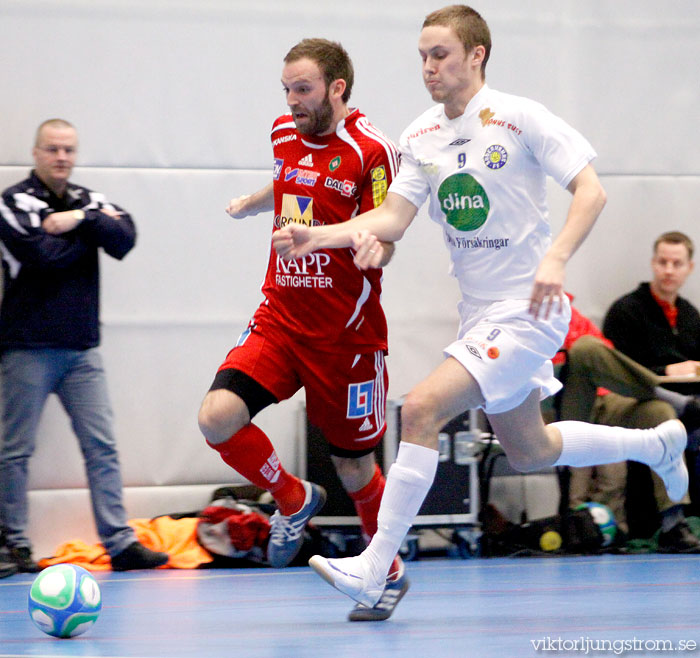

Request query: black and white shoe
[{"left": 347, "top": 557, "right": 410, "bottom": 622}]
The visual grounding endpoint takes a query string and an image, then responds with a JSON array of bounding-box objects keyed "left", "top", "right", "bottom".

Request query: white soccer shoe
[
  {"left": 651, "top": 419, "right": 688, "bottom": 503},
  {"left": 308, "top": 555, "right": 386, "bottom": 608}
]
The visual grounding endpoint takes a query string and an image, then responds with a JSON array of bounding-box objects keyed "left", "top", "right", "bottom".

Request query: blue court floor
[{"left": 1, "top": 554, "right": 699, "bottom": 657}]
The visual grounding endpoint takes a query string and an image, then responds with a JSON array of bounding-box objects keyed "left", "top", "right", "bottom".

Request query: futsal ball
[
  {"left": 28, "top": 564, "right": 101, "bottom": 638},
  {"left": 575, "top": 501, "right": 618, "bottom": 547}
]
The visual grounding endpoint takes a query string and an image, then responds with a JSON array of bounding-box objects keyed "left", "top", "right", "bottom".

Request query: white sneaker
[
  {"left": 308, "top": 555, "right": 385, "bottom": 608},
  {"left": 651, "top": 419, "right": 688, "bottom": 503}
]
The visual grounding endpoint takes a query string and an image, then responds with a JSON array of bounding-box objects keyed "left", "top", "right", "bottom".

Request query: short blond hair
[
  {"left": 423, "top": 5, "right": 491, "bottom": 79},
  {"left": 35, "top": 118, "right": 75, "bottom": 146}
]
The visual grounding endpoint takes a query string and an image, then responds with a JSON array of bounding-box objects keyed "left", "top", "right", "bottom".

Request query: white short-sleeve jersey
[{"left": 389, "top": 85, "right": 596, "bottom": 301}]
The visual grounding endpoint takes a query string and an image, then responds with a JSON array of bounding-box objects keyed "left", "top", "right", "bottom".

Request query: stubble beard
[{"left": 296, "top": 95, "right": 334, "bottom": 136}]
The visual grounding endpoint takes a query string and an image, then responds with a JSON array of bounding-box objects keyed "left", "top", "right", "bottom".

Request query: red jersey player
[{"left": 197, "top": 39, "right": 407, "bottom": 621}]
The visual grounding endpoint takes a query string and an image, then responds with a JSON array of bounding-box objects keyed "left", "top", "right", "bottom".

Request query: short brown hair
[
  {"left": 654, "top": 231, "right": 694, "bottom": 260},
  {"left": 423, "top": 5, "right": 491, "bottom": 79},
  {"left": 35, "top": 118, "right": 75, "bottom": 146},
  {"left": 284, "top": 38, "right": 354, "bottom": 103}
]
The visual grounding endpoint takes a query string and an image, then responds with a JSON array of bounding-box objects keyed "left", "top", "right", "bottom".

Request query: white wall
[{"left": 1, "top": 0, "right": 699, "bottom": 556}]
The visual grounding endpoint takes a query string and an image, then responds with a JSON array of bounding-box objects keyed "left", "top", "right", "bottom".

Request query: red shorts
[{"left": 216, "top": 323, "right": 387, "bottom": 453}]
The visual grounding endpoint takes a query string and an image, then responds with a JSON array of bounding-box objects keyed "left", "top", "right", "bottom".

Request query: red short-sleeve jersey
[{"left": 253, "top": 109, "right": 400, "bottom": 352}]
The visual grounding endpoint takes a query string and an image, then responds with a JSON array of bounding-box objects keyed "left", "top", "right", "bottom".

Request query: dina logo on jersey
[{"left": 437, "top": 173, "right": 490, "bottom": 231}]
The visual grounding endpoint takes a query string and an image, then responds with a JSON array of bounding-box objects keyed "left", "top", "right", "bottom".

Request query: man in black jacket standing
[
  {"left": 604, "top": 230, "right": 700, "bottom": 547},
  {"left": 0, "top": 119, "right": 168, "bottom": 572}
]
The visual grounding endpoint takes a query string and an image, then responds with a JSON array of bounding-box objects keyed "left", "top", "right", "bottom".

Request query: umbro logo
[
  {"left": 298, "top": 154, "right": 314, "bottom": 167},
  {"left": 466, "top": 345, "right": 482, "bottom": 360},
  {"left": 449, "top": 138, "right": 471, "bottom": 146}
]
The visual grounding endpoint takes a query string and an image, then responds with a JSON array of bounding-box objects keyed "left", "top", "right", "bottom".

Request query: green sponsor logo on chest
[{"left": 437, "top": 173, "right": 490, "bottom": 231}]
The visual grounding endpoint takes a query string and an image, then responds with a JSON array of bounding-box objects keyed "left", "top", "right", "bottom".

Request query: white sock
[
  {"left": 362, "top": 442, "right": 438, "bottom": 581},
  {"left": 552, "top": 420, "right": 664, "bottom": 467}
]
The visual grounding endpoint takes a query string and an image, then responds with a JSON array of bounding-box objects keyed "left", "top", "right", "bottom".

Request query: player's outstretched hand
[
  {"left": 226, "top": 195, "right": 252, "bottom": 219},
  {"left": 272, "top": 224, "right": 315, "bottom": 260},
  {"left": 352, "top": 230, "right": 384, "bottom": 270}
]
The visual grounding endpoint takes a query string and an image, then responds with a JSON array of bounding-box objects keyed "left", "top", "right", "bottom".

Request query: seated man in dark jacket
[
  {"left": 560, "top": 328, "right": 699, "bottom": 552},
  {"left": 604, "top": 231, "right": 700, "bottom": 383},
  {"left": 597, "top": 230, "right": 700, "bottom": 549}
]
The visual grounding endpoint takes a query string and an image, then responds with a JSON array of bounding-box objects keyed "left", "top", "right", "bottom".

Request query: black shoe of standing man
[
  {"left": 0, "top": 556, "right": 18, "bottom": 579},
  {"left": 7, "top": 546, "right": 41, "bottom": 573},
  {"left": 110, "top": 542, "right": 169, "bottom": 571}
]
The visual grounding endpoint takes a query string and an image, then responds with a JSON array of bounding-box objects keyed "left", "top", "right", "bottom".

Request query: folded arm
[
  {"left": 78, "top": 204, "right": 136, "bottom": 260},
  {"left": 0, "top": 192, "right": 89, "bottom": 268}
]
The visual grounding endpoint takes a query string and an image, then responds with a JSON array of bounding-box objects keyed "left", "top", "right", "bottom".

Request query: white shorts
[{"left": 444, "top": 295, "right": 571, "bottom": 415}]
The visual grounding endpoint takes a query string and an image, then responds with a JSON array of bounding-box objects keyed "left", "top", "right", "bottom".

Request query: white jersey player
[{"left": 273, "top": 5, "right": 689, "bottom": 617}]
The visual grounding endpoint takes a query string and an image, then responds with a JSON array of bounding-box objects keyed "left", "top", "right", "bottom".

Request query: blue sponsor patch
[{"left": 347, "top": 381, "right": 374, "bottom": 418}]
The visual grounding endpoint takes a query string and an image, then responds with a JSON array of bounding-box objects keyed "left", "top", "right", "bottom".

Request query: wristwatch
[{"left": 73, "top": 209, "right": 86, "bottom": 221}]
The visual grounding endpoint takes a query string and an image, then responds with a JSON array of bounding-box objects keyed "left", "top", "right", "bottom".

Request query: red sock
[
  {"left": 207, "top": 424, "right": 306, "bottom": 515},
  {"left": 348, "top": 463, "right": 385, "bottom": 542},
  {"left": 387, "top": 556, "right": 402, "bottom": 581}
]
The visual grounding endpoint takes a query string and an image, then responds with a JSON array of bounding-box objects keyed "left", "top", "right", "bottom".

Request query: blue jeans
[{"left": 0, "top": 348, "right": 135, "bottom": 556}]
